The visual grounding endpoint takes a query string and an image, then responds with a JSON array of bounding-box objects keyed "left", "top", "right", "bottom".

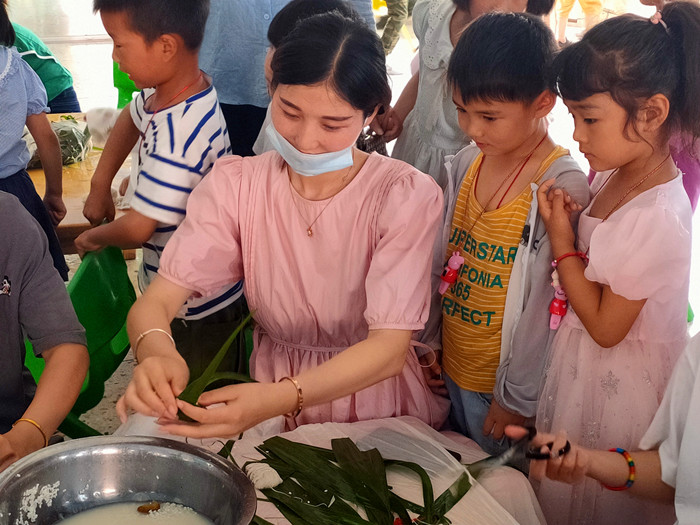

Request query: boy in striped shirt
[{"left": 76, "top": 0, "right": 246, "bottom": 378}]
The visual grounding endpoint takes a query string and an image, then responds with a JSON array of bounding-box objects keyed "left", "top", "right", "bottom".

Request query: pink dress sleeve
[
  {"left": 364, "top": 170, "right": 443, "bottom": 330},
  {"left": 159, "top": 156, "right": 245, "bottom": 297},
  {"left": 585, "top": 194, "right": 691, "bottom": 303}
]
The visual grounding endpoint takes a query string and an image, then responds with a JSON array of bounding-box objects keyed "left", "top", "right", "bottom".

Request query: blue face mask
[{"left": 265, "top": 122, "right": 354, "bottom": 177}]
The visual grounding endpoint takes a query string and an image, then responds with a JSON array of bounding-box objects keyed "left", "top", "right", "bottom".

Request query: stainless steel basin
[{"left": 0, "top": 436, "right": 256, "bottom": 524}]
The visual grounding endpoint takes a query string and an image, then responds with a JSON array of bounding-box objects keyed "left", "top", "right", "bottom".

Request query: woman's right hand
[{"left": 116, "top": 355, "right": 190, "bottom": 423}]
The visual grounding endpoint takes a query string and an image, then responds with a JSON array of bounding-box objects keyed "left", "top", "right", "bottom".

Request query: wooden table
[{"left": 27, "top": 114, "right": 129, "bottom": 255}]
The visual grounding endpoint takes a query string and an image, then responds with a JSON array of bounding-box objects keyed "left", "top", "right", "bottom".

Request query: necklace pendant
[{"left": 307, "top": 228, "right": 313, "bottom": 237}]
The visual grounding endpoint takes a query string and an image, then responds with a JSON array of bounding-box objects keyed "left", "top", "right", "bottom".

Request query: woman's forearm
[
  {"left": 126, "top": 275, "right": 192, "bottom": 362},
  {"left": 291, "top": 329, "right": 411, "bottom": 409}
]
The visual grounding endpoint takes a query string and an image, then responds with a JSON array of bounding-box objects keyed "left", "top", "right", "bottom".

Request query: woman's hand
[
  {"left": 0, "top": 434, "right": 21, "bottom": 473},
  {"left": 536, "top": 179, "right": 582, "bottom": 256},
  {"left": 156, "top": 381, "right": 298, "bottom": 439},
  {"left": 116, "top": 355, "right": 190, "bottom": 423}
]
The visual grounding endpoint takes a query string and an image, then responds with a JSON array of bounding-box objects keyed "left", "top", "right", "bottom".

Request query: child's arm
[
  {"left": 372, "top": 72, "right": 419, "bottom": 142},
  {"left": 74, "top": 208, "right": 158, "bottom": 256},
  {"left": 537, "top": 180, "right": 646, "bottom": 347},
  {"left": 505, "top": 426, "right": 674, "bottom": 502},
  {"left": 25, "top": 113, "right": 65, "bottom": 226},
  {"left": 83, "top": 105, "right": 140, "bottom": 225},
  {"left": 0, "top": 342, "right": 88, "bottom": 471}
]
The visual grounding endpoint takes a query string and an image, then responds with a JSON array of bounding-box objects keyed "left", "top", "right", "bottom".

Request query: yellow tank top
[{"left": 442, "top": 147, "right": 568, "bottom": 392}]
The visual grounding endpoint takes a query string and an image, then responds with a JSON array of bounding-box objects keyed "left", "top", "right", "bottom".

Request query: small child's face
[
  {"left": 101, "top": 10, "right": 159, "bottom": 89},
  {"left": 564, "top": 93, "right": 643, "bottom": 172},
  {"left": 453, "top": 94, "right": 543, "bottom": 157}
]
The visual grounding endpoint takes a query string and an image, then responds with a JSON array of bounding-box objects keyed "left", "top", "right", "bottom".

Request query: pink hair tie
[{"left": 650, "top": 11, "right": 669, "bottom": 32}]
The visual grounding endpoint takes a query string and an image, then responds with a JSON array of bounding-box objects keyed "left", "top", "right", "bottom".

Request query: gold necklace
[
  {"left": 597, "top": 152, "right": 672, "bottom": 221},
  {"left": 461, "top": 132, "right": 548, "bottom": 240},
  {"left": 288, "top": 162, "right": 354, "bottom": 237}
]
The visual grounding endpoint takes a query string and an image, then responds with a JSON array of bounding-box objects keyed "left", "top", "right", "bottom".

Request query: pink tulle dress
[
  {"left": 159, "top": 151, "right": 450, "bottom": 431},
  {"left": 535, "top": 173, "right": 692, "bottom": 525}
]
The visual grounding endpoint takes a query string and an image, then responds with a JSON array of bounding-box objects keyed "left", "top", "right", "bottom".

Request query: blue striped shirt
[{"left": 130, "top": 85, "right": 243, "bottom": 320}]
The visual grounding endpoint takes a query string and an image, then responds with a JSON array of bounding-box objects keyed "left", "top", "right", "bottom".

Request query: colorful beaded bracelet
[{"left": 602, "top": 447, "right": 635, "bottom": 491}]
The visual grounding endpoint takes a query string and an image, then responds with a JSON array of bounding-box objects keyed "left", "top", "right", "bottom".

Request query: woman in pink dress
[{"left": 117, "top": 12, "right": 449, "bottom": 437}]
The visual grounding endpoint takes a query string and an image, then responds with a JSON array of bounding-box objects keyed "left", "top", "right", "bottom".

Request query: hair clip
[{"left": 650, "top": 11, "right": 669, "bottom": 32}]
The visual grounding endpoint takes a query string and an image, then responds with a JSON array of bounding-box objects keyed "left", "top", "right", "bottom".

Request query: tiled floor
[{"left": 11, "top": 0, "right": 699, "bottom": 435}]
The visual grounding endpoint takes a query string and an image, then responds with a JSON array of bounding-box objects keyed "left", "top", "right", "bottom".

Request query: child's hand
[
  {"left": 482, "top": 399, "right": 525, "bottom": 440},
  {"left": 43, "top": 193, "right": 67, "bottom": 226},
  {"left": 370, "top": 106, "right": 403, "bottom": 142},
  {"left": 116, "top": 355, "right": 190, "bottom": 423},
  {"left": 119, "top": 176, "right": 130, "bottom": 197},
  {"left": 0, "top": 434, "right": 21, "bottom": 473},
  {"left": 83, "top": 186, "right": 116, "bottom": 226},
  {"left": 419, "top": 350, "right": 447, "bottom": 396},
  {"left": 537, "top": 179, "right": 580, "bottom": 252},
  {"left": 74, "top": 229, "right": 103, "bottom": 257},
  {"left": 505, "top": 426, "right": 591, "bottom": 484}
]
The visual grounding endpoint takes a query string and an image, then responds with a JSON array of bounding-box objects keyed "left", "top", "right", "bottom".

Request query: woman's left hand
[{"left": 157, "top": 381, "right": 296, "bottom": 439}]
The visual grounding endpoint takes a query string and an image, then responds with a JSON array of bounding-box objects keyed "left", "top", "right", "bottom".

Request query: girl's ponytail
[
  {"left": 0, "top": 0, "right": 15, "bottom": 47},
  {"left": 662, "top": 1, "right": 700, "bottom": 142}
]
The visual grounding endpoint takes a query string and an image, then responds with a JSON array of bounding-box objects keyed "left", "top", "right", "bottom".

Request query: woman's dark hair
[
  {"left": 93, "top": 0, "right": 210, "bottom": 50},
  {"left": 271, "top": 11, "right": 391, "bottom": 117},
  {"left": 550, "top": 1, "right": 700, "bottom": 142},
  {"left": 1, "top": 0, "right": 15, "bottom": 47},
  {"left": 268, "top": 0, "right": 360, "bottom": 48},
  {"left": 447, "top": 12, "right": 555, "bottom": 104}
]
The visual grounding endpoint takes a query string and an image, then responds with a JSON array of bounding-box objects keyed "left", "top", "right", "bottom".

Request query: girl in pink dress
[
  {"left": 116, "top": 12, "right": 449, "bottom": 437},
  {"left": 534, "top": 4, "right": 700, "bottom": 524}
]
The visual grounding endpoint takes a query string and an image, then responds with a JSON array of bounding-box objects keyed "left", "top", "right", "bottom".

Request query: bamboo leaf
[
  {"left": 177, "top": 312, "right": 253, "bottom": 420},
  {"left": 331, "top": 438, "right": 394, "bottom": 525},
  {"left": 386, "top": 459, "right": 435, "bottom": 521}
]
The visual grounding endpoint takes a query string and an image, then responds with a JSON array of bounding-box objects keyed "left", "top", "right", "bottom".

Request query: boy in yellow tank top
[{"left": 421, "top": 12, "right": 590, "bottom": 457}]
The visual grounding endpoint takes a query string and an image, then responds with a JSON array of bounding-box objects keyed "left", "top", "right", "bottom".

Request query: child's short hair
[
  {"left": 92, "top": 0, "right": 209, "bottom": 51},
  {"left": 271, "top": 11, "right": 390, "bottom": 117},
  {"left": 268, "top": 0, "right": 361, "bottom": 48},
  {"left": 0, "top": 0, "right": 15, "bottom": 47},
  {"left": 550, "top": 1, "right": 700, "bottom": 142},
  {"left": 447, "top": 12, "right": 555, "bottom": 104}
]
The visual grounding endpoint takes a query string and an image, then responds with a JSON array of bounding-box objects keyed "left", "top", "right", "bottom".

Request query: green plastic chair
[
  {"left": 113, "top": 62, "right": 138, "bottom": 109},
  {"left": 24, "top": 246, "right": 137, "bottom": 437}
]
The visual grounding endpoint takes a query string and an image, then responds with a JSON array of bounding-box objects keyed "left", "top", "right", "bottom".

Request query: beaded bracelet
[
  {"left": 279, "top": 376, "right": 303, "bottom": 418},
  {"left": 602, "top": 448, "right": 635, "bottom": 491},
  {"left": 552, "top": 251, "right": 589, "bottom": 268}
]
